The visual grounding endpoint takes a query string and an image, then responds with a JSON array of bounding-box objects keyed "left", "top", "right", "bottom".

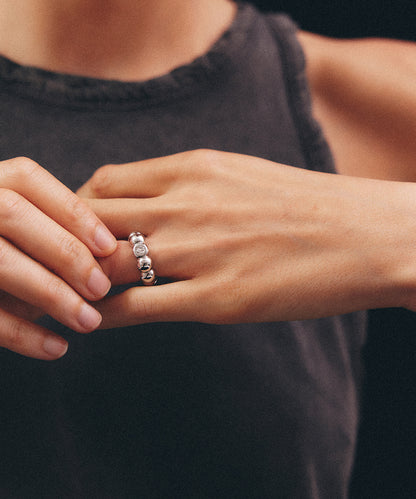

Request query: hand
[
  {"left": 0, "top": 157, "right": 117, "bottom": 360},
  {"left": 78, "top": 149, "right": 416, "bottom": 328}
]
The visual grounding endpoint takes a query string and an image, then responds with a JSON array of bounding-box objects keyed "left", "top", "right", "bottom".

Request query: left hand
[{"left": 78, "top": 149, "right": 416, "bottom": 329}]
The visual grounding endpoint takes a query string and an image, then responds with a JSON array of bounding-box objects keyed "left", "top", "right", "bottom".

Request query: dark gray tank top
[{"left": 0, "top": 4, "right": 366, "bottom": 498}]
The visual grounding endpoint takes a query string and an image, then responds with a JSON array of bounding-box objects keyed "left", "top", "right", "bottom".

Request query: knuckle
[
  {"left": 58, "top": 236, "right": 84, "bottom": 266},
  {"left": 2, "top": 156, "right": 41, "bottom": 183},
  {"left": 6, "top": 317, "right": 28, "bottom": 350},
  {"left": 0, "top": 188, "right": 24, "bottom": 221},
  {"left": 192, "top": 148, "right": 216, "bottom": 161},
  {"left": 89, "top": 165, "right": 116, "bottom": 196},
  {"left": 64, "top": 194, "right": 92, "bottom": 226},
  {"left": 188, "top": 149, "right": 222, "bottom": 179},
  {"left": 194, "top": 148, "right": 220, "bottom": 164},
  {"left": 43, "top": 277, "right": 67, "bottom": 308},
  {"left": 16, "top": 156, "right": 40, "bottom": 173}
]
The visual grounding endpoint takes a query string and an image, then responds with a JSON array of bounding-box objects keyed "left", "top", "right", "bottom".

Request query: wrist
[{"left": 360, "top": 179, "right": 416, "bottom": 311}]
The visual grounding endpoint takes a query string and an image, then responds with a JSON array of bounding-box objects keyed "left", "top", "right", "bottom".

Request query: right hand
[{"left": 0, "top": 157, "right": 117, "bottom": 360}]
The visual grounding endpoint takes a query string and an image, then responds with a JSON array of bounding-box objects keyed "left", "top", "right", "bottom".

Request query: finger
[
  {"left": 0, "top": 308, "right": 68, "bottom": 360},
  {"left": 98, "top": 234, "right": 211, "bottom": 287},
  {"left": 0, "top": 238, "right": 102, "bottom": 333},
  {"left": 95, "top": 281, "right": 201, "bottom": 329},
  {"left": 97, "top": 241, "right": 139, "bottom": 285},
  {"left": 0, "top": 157, "right": 117, "bottom": 256},
  {"left": 83, "top": 198, "right": 160, "bottom": 238},
  {"left": 0, "top": 290, "right": 43, "bottom": 322},
  {"left": 76, "top": 153, "right": 185, "bottom": 199},
  {"left": 98, "top": 237, "right": 183, "bottom": 287},
  {"left": 98, "top": 241, "right": 163, "bottom": 287},
  {"left": 0, "top": 190, "right": 111, "bottom": 301},
  {"left": 98, "top": 238, "right": 191, "bottom": 287}
]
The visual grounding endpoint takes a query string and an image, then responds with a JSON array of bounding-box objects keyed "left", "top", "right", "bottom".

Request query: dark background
[
  {"left": 254, "top": 0, "right": 416, "bottom": 40},
  {"left": 251, "top": 1, "right": 416, "bottom": 498}
]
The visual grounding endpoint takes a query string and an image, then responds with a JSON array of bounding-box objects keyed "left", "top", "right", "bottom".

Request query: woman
[{"left": 0, "top": 1, "right": 415, "bottom": 497}]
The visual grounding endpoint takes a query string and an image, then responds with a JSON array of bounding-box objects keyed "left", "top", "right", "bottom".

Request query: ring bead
[
  {"left": 138, "top": 255, "right": 152, "bottom": 272},
  {"left": 133, "top": 242, "right": 148, "bottom": 258},
  {"left": 141, "top": 269, "right": 157, "bottom": 285},
  {"left": 129, "top": 231, "right": 157, "bottom": 285},
  {"left": 128, "top": 232, "right": 145, "bottom": 245}
]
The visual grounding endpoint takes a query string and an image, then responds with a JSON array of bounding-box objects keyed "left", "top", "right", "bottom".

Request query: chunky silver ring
[{"left": 128, "top": 231, "right": 158, "bottom": 285}]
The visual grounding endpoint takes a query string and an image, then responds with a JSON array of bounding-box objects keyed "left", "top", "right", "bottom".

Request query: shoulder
[{"left": 298, "top": 31, "right": 416, "bottom": 180}]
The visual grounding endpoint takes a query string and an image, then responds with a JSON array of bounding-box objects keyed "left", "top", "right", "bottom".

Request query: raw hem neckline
[{"left": 0, "top": 2, "right": 254, "bottom": 109}]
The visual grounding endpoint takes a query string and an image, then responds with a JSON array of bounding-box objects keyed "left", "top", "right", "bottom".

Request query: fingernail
[
  {"left": 78, "top": 303, "right": 102, "bottom": 331},
  {"left": 95, "top": 225, "right": 117, "bottom": 252},
  {"left": 87, "top": 267, "right": 111, "bottom": 298},
  {"left": 43, "top": 336, "right": 68, "bottom": 358}
]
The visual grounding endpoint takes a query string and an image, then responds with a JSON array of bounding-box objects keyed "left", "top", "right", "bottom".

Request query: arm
[{"left": 299, "top": 32, "right": 416, "bottom": 180}]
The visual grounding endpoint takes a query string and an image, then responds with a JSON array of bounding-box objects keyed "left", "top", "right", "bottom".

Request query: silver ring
[{"left": 128, "top": 231, "right": 157, "bottom": 285}]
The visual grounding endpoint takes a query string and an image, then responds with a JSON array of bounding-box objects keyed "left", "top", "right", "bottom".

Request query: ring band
[{"left": 128, "top": 231, "right": 157, "bottom": 285}]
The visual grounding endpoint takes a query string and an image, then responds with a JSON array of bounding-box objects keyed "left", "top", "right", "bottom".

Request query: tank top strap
[{"left": 264, "top": 13, "right": 337, "bottom": 174}]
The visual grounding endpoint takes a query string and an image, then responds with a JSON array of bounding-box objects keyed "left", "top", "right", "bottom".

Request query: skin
[
  {"left": 77, "top": 150, "right": 416, "bottom": 328},
  {"left": 0, "top": 0, "right": 237, "bottom": 81},
  {"left": 0, "top": 157, "right": 117, "bottom": 359},
  {"left": 299, "top": 31, "right": 416, "bottom": 181},
  {"left": 0, "top": 0, "right": 416, "bottom": 358}
]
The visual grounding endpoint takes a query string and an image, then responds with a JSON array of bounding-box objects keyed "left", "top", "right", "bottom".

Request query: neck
[{"left": 0, "top": 0, "right": 236, "bottom": 81}]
